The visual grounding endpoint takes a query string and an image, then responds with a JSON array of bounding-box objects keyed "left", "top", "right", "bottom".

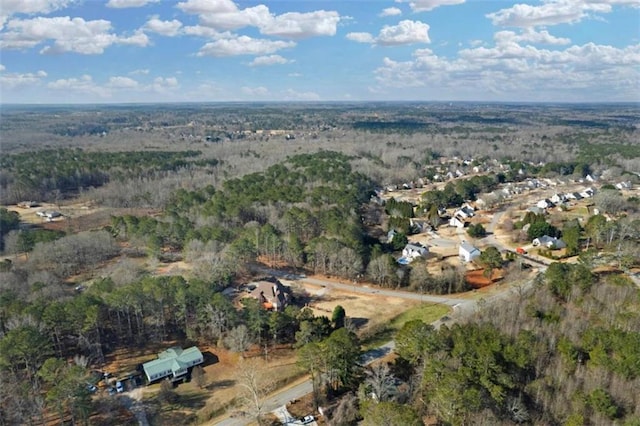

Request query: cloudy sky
[{"left": 1, "top": 0, "right": 639, "bottom": 103}]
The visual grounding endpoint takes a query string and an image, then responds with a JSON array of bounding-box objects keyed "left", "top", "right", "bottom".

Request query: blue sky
[{"left": 1, "top": 0, "right": 638, "bottom": 103}]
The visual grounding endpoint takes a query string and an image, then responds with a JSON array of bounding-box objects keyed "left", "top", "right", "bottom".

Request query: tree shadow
[
  {"left": 202, "top": 351, "right": 219, "bottom": 367},
  {"left": 205, "top": 379, "right": 236, "bottom": 391},
  {"left": 348, "top": 317, "right": 369, "bottom": 329}
]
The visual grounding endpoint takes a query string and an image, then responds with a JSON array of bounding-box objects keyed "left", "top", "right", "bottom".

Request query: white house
[
  {"left": 615, "top": 181, "right": 632, "bottom": 190},
  {"left": 402, "top": 243, "right": 429, "bottom": 261},
  {"left": 449, "top": 216, "right": 466, "bottom": 229},
  {"left": 537, "top": 199, "right": 555, "bottom": 209},
  {"left": 550, "top": 193, "right": 567, "bottom": 204},
  {"left": 459, "top": 241, "right": 481, "bottom": 262},
  {"left": 454, "top": 205, "right": 475, "bottom": 219},
  {"left": 580, "top": 187, "right": 595, "bottom": 198},
  {"left": 532, "top": 235, "right": 566, "bottom": 249}
]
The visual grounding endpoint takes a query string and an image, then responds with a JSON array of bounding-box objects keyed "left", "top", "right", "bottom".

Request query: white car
[{"left": 116, "top": 381, "right": 124, "bottom": 393}]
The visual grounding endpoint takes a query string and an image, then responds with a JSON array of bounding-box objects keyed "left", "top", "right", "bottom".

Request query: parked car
[
  {"left": 301, "top": 415, "right": 315, "bottom": 424},
  {"left": 116, "top": 381, "right": 124, "bottom": 393}
]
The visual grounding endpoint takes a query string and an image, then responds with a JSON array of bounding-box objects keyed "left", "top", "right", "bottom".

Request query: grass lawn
[{"left": 361, "top": 302, "right": 450, "bottom": 350}]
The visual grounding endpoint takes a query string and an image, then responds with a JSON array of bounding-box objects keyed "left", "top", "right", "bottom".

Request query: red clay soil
[{"left": 465, "top": 268, "right": 503, "bottom": 289}]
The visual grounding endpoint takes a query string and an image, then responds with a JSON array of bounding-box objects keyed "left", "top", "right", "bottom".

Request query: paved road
[
  {"left": 213, "top": 379, "right": 313, "bottom": 426},
  {"left": 212, "top": 270, "right": 547, "bottom": 426},
  {"left": 220, "top": 242, "right": 549, "bottom": 426}
]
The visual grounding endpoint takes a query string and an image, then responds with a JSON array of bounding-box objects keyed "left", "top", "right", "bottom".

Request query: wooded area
[{"left": 0, "top": 102, "right": 639, "bottom": 425}]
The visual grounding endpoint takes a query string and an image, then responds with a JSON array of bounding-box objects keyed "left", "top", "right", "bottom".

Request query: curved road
[{"left": 213, "top": 266, "right": 546, "bottom": 426}]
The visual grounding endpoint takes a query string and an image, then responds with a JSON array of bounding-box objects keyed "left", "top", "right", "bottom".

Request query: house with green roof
[{"left": 142, "top": 346, "right": 203, "bottom": 383}]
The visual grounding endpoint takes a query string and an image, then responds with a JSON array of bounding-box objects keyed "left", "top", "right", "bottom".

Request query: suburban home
[
  {"left": 248, "top": 277, "right": 291, "bottom": 311},
  {"left": 532, "top": 235, "right": 567, "bottom": 249},
  {"left": 449, "top": 215, "right": 467, "bottom": 229},
  {"left": 454, "top": 205, "right": 475, "bottom": 219},
  {"left": 142, "top": 346, "right": 204, "bottom": 384},
  {"left": 459, "top": 241, "right": 481, "bottom": 263},
  {"left": 615, "top": 181, "right": 632, "bottom": 190},
  {"left": 550, "top": 193, "right": 567, "bottom": 204},
  {"left": 537, "top": 199, "right": 555, "bottom": 209},
  {"left": 565, "top": 192, "right": 583, "bottom": 200},
  {"left": 402, "top": 243, "right": 429, "bottom": 261},
  {"left": 580, "top": 187, "right": 595, "bottom": 198}
]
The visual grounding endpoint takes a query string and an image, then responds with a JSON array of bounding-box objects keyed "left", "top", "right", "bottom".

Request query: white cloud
[
  {"left": 0, "top": 0, "right": 73, "bottom": 29},
  {"left": 178, "top": 0, "right": 341, "bottom": 39},
  {"left": 486, "top": 0, "right": 639, "bottom": 28},
  {"left": 151, "top": 76, "right": 179, "bottom": 93},
  {"left": 377, "top": 20, "right": 430, "bottom": 45},
  {"left": 118, "top": 30, "right": 150, "bottom": 47},
  {"left": 288, "top": 72, "right": 302, "bottom": 77},
  {"left": 249, "top": 55, "right": 291, "bottom": 66},
  {"left": 494, "top": 29, "right": 571, "bottom": 45},
  {"left": 380, "top": 7, "right": 402, "bottom": 17},
  {"left": 395, "top": 0, "right": 465, "bottom": 12},
  {"left": 374, "top": 40, "right": 640, "bottom": 101},
  {"left": 347, "top": 20, "right": 430, "bottom": 46},
  {"left": 129, "top": 68, "right": 150, "bottom": 75},
  {"left": 145, "top": 17, "right": 182, "bottom": 36},
  {"left": 0, "top": 69, "right": 47, "bottom": 89},
  {"left": 44, "top": 74, "right": 181, "bottom": 101},
  {"left": 196, "top": 35, "right": 295, "bottom": 57},
  {"left": 183, "top": 25, "right": 225, "bottom": 38},
  {"left": 176, "top": 0, "right": 238, "bottom": 14},
  {"left": 47, "top": 74, "right": 111, "bottom": 97},
  {"left": 241, "top": 86, "right": 269, "bottom": 96},
  {"left": 346, "top": 32, "right": 375, "bottom": 43},
  {"left": 107, "top": 76, "right": 140, "bottom": 88},
  {"left": 197, "top": 5, "right": 271, "bottom": 31},
  {"left": 1, "top": 16, "right": 149, "bottom": 54},
  {"left": 284, "top": 88, "right": 321, "bottom": 101},
  {"left": 260, "top": 10, "right": 341, "bottom": 39},
  {"left": 106, "top": 0, "right": 159, "bottom": 8}
]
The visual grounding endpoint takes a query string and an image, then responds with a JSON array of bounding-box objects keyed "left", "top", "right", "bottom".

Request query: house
[
  {"left": 454, "top": 205, "right": 475, "bottom": 219},
  {"left": 580, "top": 187, "right": 595, "bottom": 198},
  {"left": 449, "top": 216, "right": 467, "bottom": 229},
  {"left": 410, "top": 218, "right": 432, "bottom": 233},
  {"left": 615, "top": 181, "right": 632, "bottom": 190},
  {"left": 248, "top": 277, "right": 291, "bottom": 311},
  {"left": 402, "top": 243, "right": 429, "bottom": 261},
  {"left": 532, "top": 235, "right": 566, "bottom": 249},
  {"left": 565, "top": 192, "right": 582, "bottom": 200},
  {"left": 459, "top": 241, "right": 481, "bottom": 262},
  {"left": 550, "top": 193, "right": 567, "bottom": 204},
  {"left": 142, "top": 346, "right": 204, "bottom": 384},
  {"left": 537, "top": 199, "right": 555, "bottom": 209}
]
